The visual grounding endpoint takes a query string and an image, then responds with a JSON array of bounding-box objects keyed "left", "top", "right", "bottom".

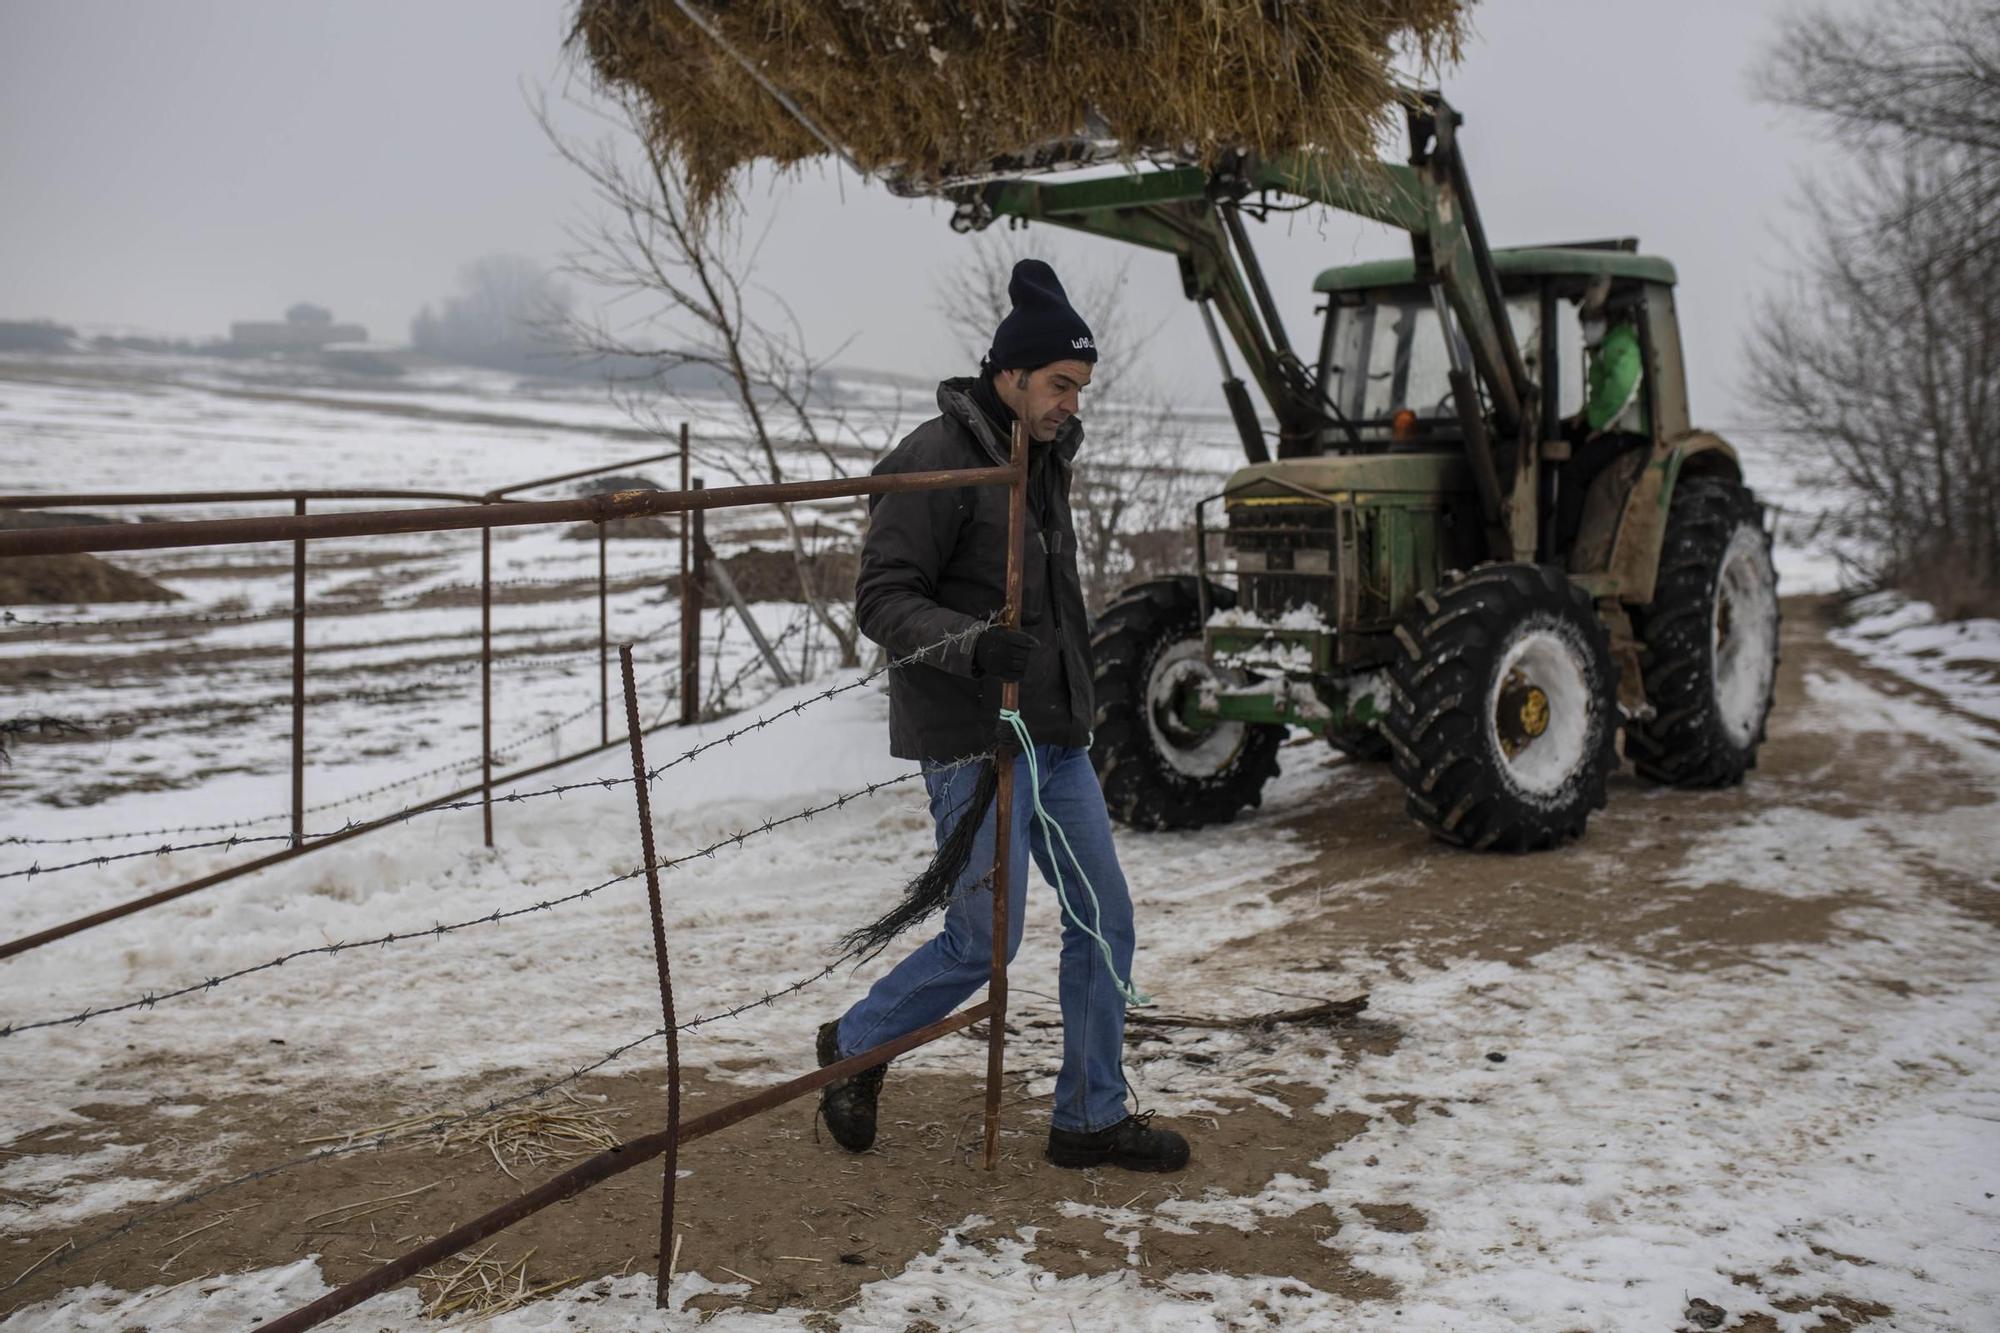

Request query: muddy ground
[{"left": 2, "top": 599, "right": 1994, "bottom": 1329}]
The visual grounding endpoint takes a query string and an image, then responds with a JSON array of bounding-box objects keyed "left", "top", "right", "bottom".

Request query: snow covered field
[{"left": 2, "top": 354, "right": 1996, "bottom": 1331}]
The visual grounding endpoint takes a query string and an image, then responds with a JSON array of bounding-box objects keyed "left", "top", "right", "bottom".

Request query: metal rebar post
[
  {"left": 290, "top": 498, "right": 306, "bottom": 848},
  {"left": 619, "top": 645, "right": 681, "bottom": 1309},
  {"left": 481, "top": 511, "right": 494, "bottom": 848},
  {"left": 682, "top": 480, "right": 705, "bottom": 725},
  {"left": 984, "top": 420, "right": 1030, "bottom": 1170},
  {"left": 678, "top": 433, "right": 694, "bottom": 725},
  {"left": 599, "top": 521, "right": 610, "bottom": 745}
]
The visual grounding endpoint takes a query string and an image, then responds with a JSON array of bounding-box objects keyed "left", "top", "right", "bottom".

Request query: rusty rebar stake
[
  {"left": 620, "top": 645, "right": 681, "bottom": 1309},
  {"left": 684, "top": 479, "right": 706, "bottom": 725},
  {"left": 599, "top": 522, "right": 610, "bottom": 746},
  {"left": 480, "top": 507, "right": 494, "bottom": 848},
  {"left": 983, "top": 420, "right": 1029, "bottom": 1170},
  {"left": 289, "top": 497, "right": 306, "bottom": 848}
]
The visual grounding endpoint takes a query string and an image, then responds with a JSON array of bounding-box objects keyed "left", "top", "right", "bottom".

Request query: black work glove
[{"left": 971, "top": 626, "right": 1036, "bottom": 682}]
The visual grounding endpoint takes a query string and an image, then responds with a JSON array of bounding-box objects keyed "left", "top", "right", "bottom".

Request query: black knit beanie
[{"left": 986, "top": 259, "right": 1097, "bottom": 372}]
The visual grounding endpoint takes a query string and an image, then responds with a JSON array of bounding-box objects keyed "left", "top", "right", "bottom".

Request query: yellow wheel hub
[
  {"left": 1496, "top": 673, "right": 1552, "bottom": 758},
  {"left": 1518, "top": 687, "right": 1549, "bottom": 738}
]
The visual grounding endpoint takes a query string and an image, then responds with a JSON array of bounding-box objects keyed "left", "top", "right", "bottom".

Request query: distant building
[{"left": 229, "top": 303, "right": 365, "bottom": 351}]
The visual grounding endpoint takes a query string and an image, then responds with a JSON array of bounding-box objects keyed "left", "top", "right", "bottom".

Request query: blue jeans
[{"left": 835, "top": 744, "right": 1136, "bottom": 1133}]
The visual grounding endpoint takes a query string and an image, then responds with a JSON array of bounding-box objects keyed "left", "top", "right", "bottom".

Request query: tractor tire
[
  {"left": 1383, "top": 563, "right": 1620, "bottom": 852},
  {"left": 1628, "top": 478, "right": 1780, "bottom": 787},
  {"left": 1090, "top": 576, "right": 1284, "bottom": 830}
]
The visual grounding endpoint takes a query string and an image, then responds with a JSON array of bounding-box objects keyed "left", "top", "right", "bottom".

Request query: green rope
[{"left": 998, "top": 708, "right": 1152, "bottom": 1008}]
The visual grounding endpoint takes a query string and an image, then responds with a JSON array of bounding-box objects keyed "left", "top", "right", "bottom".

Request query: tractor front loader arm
[
  {"left": 965, "top": 171, "right": 1310, "bottom": 461},
  {"left": 948, "top": 95, "right": 1539, "bottom": 563}
]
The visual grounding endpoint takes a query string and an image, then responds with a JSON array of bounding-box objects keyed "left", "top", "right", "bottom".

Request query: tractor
[{"left": 936, "top": 96, "right": 1781, "bottom": 851}]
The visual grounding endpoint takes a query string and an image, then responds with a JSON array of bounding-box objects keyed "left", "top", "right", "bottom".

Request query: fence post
[
  {"left": 677, "top": 433, "right": 691, "bottom": 724},
  {"left": 599, "top": 521, "right": 610, "bottom": 746},
  {"left": 620, "top": 645, "right": 681, "bottom": 1309},
  {"left": 983, "top": 421, "right": 1029, "bottom": 1170},
  {"left": 481, "top": 508, "right": 494, "bottom": 848},
  {"left": 290, "top": 497, "right": 307, "bottom": 848},
  {"left": 680, "top": 479, "right": 704, "bottom": 726}
]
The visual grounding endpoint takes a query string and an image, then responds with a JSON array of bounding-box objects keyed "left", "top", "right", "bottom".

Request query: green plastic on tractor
[{"left": 944, "top": 96, "right": 1781, "bottom": 849}]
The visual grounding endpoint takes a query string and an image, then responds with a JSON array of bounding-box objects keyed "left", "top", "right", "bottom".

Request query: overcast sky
[{"left": 0, "top": 1, "right": 1830, "bottom": 425}]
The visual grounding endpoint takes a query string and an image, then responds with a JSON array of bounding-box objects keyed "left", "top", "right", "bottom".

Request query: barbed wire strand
[
  {"left": 23, "top": 607, "right": 682, "bottom": 737},
  {"left": 0, "top": 620, "right": 693, "bottom": 848},
  {"left": 0, "top": 572, "right": 675, "bottom": 638},
  {"left": 2, "top": 616, "right": 986, "bottom": 867},
  {"left": 0, "top": 668, "right": 688, "bottom": 879}
]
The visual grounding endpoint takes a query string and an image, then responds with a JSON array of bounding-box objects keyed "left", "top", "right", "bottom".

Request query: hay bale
[{"left": 571, "top": 0, "right": 1469, "bottom": 207}]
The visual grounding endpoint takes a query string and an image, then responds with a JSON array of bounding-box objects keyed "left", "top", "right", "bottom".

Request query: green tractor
[{"left": 942, "top": 96, "right": 1780, "bottom": 850}]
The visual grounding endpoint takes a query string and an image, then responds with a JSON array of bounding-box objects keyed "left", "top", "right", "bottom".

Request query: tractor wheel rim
[
  {"left": 1713, "top": 524, "right": 1778, "bottom": 748},
  {"left": 1487, "top": 625, "right": 1592, "bottom": 797},
  {"left": 1145, "top": 639, "right": 1249, "bottom": 778}
]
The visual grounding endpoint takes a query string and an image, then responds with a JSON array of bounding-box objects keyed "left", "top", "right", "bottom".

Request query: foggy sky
[{"left": 0, "top": 1, "right": 1829, "bottom": 425}]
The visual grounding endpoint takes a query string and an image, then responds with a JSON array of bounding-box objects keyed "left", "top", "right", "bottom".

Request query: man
[
  {"left": 815, "top": 259, "right": 1190, "bottom": 1174},
  {"left": 1558, "top": 282, "right": 1651, "bottom": 550}
]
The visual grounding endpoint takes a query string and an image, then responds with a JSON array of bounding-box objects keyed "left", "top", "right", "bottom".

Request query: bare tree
[
  {"left": 935, "top": 232, "right": 1222, "bottom": 612},
  {"left": 1765, "top": 1, "right": 2000, "bottom": 159},
  {"left": 536, "top": 92, "right": 888, "bottom": 667},
  {"left": 1750, "top": 0, "right": 2000, "bottom": 613}
]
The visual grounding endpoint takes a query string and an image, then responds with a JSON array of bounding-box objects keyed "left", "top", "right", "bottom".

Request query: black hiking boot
[
  {"left": 1046, "top": 1112, "right": 1190, "bottom": 1173},
  {"left": 816, "top": 1019, "right": 888, "bottom": 1153}
]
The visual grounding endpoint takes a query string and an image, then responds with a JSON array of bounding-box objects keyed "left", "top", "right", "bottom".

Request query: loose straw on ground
[
  {"left": 305, "top": 1092, "right": 621, "bottom": 1180},
  {"left": 418, "top": 1243, "right": 574, "bottom": 1325}
]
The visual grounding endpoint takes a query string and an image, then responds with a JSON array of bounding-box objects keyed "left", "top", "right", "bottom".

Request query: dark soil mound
[
  {"left": 0, "top": 554, "right": 178, "bottom": 606},
  {"left": 720, "top": 546, "right": 858, "bottom": 603},
  {"left": 0, "top": 508, "right": 125, "bottom": 530}
]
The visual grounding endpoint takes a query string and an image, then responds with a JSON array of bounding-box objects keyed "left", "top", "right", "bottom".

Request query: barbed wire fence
[
  {"left": 0, "top": 618, "right": 987, "bottom": 892},
  {"left": 1, "top": 442, "right": 1030, "bottom": 1321}
]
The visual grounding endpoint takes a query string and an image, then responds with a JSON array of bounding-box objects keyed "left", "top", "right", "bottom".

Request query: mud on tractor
[{"left": 940, "top": 96, "right": 1780, "bottom": 851}]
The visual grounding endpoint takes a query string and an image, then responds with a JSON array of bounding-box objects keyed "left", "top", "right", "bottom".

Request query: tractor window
[
  {"left": 1324, "top": 294, "right": 1543, "bottom": 425},
  {"left": 1554, "top": 303, "right": 1585, "bottom": 419},
  {"left": 1325, "top": 299, "right": 1452, "bottom": 421}
]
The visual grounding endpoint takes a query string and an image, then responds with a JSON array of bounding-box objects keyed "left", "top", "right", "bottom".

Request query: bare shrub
[{"left": 536, "top": 92, "right": 898, "bottom": 668}]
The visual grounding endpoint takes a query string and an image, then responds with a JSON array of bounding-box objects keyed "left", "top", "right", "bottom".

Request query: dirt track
[{"left": 3, "top": 597, "right": 1996, "bottom": 1329}]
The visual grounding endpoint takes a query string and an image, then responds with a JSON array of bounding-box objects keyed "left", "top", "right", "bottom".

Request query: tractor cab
[
  {"left": 1200, "top": 244, "right": 1694, "bottom": 697},
  {"left": 1310, "top": 243, "right": 1683, "bottom": 458}
]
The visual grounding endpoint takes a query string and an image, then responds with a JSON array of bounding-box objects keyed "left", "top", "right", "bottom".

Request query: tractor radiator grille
[{"left": 1226, "top": 504, "right": 1340, "bottom": 621}]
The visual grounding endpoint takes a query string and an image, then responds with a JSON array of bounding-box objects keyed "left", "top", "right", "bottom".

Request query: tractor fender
[{"left": 1607, "top": 431, "right": 1743, "bottom": 605}]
